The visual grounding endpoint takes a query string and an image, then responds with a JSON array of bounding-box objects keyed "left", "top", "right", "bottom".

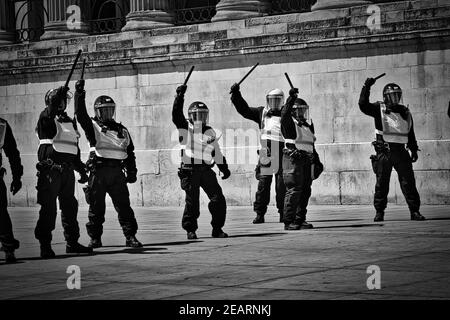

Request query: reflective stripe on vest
[
  {"left": 39, "top": 139, "right": 53, "bottom": 145},
  {"left": 0, "top": 121, "right": 6, "bottom": 150},
  {"left": 51, "top": 119, "right": 80, "bottom": 155},
  {"left": 260, "top": 108, "right": 284, "bottom": 142},
  {"left": 181, "top": 123, "right": 215, "bottom": 164},
  {"left": 285, "top": 118, "right": 316, "bottom": 153},
  {"left": 92, "top": 120, "right": 130, "bottom": 160},
  {"left": 379, "top": 103, "right": 411, "bottom": 144}
]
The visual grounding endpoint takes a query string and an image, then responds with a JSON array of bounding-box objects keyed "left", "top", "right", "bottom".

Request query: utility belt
[
  {"left": 283, "top": 147, "right": 314, "bottom": 163},
  {"left": 96, "top": 159, "right": 123, "bottom": 168},
  {"left": 36, "top": 159, "right": 73, "bottom": 173},
  {"left": 180, "top": 162, "right": 212, "bottom": 172}
]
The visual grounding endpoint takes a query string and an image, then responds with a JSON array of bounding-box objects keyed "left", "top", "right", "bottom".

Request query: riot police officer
[
  {"left": 230, "top": 84, "right": 286, "bottom": 224},
  {"left": 359, "top": 78, "right": 424, "bottom": 222},
  {"left": 35, "top": 86, "right": 92, "bottom": 258},
  {"left": 173, "top": 84, "right": 230, "bottom": 240},
  {"left": 0, "top": 118, "right": 23, "bottom": 263},
  {"left": 74, "top": 80, "right": 142, "bottom": 248},
  {"left": 281, "top": 90, "right": 322, "bottom": 230}
]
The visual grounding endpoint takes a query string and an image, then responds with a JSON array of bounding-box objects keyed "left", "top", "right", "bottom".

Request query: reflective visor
[
  {"left": 190, "top": 110, "right": 209, "bottom": 125},
  {"left": 292, "top": 104, "right": 309, "bottom": 122},
  {"left": 384, "top": 89, "right": 402, "bottom": 106},
  {"left": 95, "top": 105, "right": 115, "bottom": 121},
  {"left": 267, "top": 96, "right": 284, "bottom": 110}
]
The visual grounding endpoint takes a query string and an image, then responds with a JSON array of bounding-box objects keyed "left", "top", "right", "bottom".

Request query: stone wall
[{"left": 1, "top": 0, "right": 449, "bottom": 207}]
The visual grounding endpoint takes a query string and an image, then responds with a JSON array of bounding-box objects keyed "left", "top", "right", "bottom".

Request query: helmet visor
[
  {"left": 292, "top": 104, "right": 310, "bottom": 122},
  {"left": 384, "top": 89, "right": 402, "bottom": 106},
  {"left": 95, "top": 105, "right": 115, "bottom": 121},
  {"left": 190, "top": 110, "right": 209, "bottom": 125},
  {"left": 267, "top": 96, "right": 284, "bottom": 110}
]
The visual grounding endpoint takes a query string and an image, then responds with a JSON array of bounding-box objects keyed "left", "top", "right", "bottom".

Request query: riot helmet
[
  {"left": 45, "top": 86, "right": 71, "bottom": 113},
  {"left": 266, "top": 88, "right": 284, "bottom": 111},
  {"left": 383, "top": 83, "right": 403, "bottom": 106},
  {"left": 188, "top": 101, "right": 209, "bottom": 126},
  {"left": 292, "top": 98, "right": 310, "bottom": 123},
  {"left": 94, "top": 95, "right": 116, "bottom": 122}
]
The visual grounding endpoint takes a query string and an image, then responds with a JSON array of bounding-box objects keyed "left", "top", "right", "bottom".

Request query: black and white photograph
[{"left": 0, "top": 0, "right": 449, "bottom": 310}]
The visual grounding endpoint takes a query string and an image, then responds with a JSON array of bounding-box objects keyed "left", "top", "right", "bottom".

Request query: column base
[
  {"left": 122, "top": 10, "right": 175, "bottom": 31},
  {"left": 0, "top": 30, "right": 15, "bottom": 44},
  {"left": 312, "top": 0, "right": 371, "bottom": 11},
  {"left": 211, "top": 0, "right": 271, "bottom": 22},
  {"left": 40, "top": 21, "right": 89, "bottom": 40}
]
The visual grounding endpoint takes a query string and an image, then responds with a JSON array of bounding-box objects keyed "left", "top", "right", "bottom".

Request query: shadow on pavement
[
  {"left": 226, "top": 232, "right": 286, "bottom": 238},
  {"left": 313, "top": 223, "right": 385, "bottom": 229},
  {"left": 101, "top": 240, "right": 203, "bottom": 248},
  {"left": 308, "top": 218, "right": 364, "bottom": 223},
  {"left": 7, "top": 246, "right": 169, "bottom": 263}
]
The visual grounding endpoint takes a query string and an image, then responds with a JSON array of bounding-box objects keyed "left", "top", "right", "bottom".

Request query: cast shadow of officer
[{"left": 5, "top": 240, "right": 204, "bottom": 263}]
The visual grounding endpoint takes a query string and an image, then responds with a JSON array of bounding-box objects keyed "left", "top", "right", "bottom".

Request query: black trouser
[
  {"left": 181, "top": 166, "right": 226, "bottom": 233},
  {"left": 0, "top": 177, "right": 20, "bottom": 252},
  {"left": 371, "top": 146, "right": 420, "bottom": 213},
  {"left": 282, "top": 153, "right": 312, "bottom": 225},
  {"left": 35, "top": 166, "right": 80, "bottom": 244},
  {"left": 254, "top": 163, "right": 285, "bottom": 216},
  {"left": 85, "top": 166, "right": 138, "bottom": 239}
]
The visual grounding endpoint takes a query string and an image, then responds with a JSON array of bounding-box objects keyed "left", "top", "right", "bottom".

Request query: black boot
[
  {"left": 125, "top": 236, "right": 143, "bottom": 248},
  {"left": 299, "top": 221, "right": 314, "bottom": 229},
  {"left": 40, "top": 243, "right": 56, "bottom": 259},
  {"left": 4, "top": 250, "right": 17, "bottom": 264},
  {"left": 284, "top": 223, "right": 301, "bottom": 231},
  {"left": 374, "top": 211, "right": 384, "bottom": 222},
  {"left": 66, "top": 242, "right": 94, "bottom": 254},
  {"left": 88, "top": 238, "right": 102, "bottom": 248},
  {"left": 187, "top": 231, "right": 198, "bottom": 240},
  {"left": 252, "top": 215, "right": 265, "bottom": 224},
  {"left": 411, "top": 212, "right": 426, "bottom": 221},
  {"left": 212, "top": 229, "right": 228, "bottom": 238}
]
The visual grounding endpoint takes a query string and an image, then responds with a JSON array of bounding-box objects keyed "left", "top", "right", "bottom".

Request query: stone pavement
[{"left": 0, "top": 205, "right": 449, "bottom": 300}]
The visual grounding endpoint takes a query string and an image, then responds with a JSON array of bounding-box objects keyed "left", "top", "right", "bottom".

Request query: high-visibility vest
[
  {"left": 260, "top": 108, "right": 284, "bottom": 142},
  {"left": 180, "top": 123, "right": 216, "bottom": 165},
  {"left": 0, "top": 119, "right": 6, "bottom": 150},
  {"left": 284, "top": 118, "right": 316, "bottom": 153},
  {"left": 39, "top": 118, "right": 80, "bottom": 155},
  {"left": 377, "top": 103, "right": 412, "bottom": 144},
  {"left": 90, "top": 120, "right": 130, "bottom": 160}
]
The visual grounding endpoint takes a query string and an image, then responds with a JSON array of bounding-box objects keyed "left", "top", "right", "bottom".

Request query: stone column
[
  {"left": 41, "top": 0, "right": 90, "bottom": 40},
  {"left": 0, "top": 0, "right": 15, "bottom": 44},
  {"left": 312, "top": 0, "right": 372, "bottom": 11},
  {"left": 122, "top": 0, "right": 175, "bottom": 31},
  {"left": 211, "top": 0, "right": 271, "bottom": 22}
]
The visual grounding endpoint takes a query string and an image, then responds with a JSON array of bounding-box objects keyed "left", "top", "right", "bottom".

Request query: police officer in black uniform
[
  {"left": 35, "top": 86, "right": 92, "bottom": 258},
  {"left": 359, "top": 78, "right": 425, "bottom": 222},
  {"left": 0, "top": 118, "right": 23, "bottom": 263},
  {"left": 281, "top": 89, "right": 322, "bottom": 230},
  {"left": 74, "top": 80, "right": 142, "bottom": 248},
  {"left": 230, "top": 84, "right": 286, "bottom": 224},
  {"left": 173, "top": 84, "right": 230, "bottom": 240}
]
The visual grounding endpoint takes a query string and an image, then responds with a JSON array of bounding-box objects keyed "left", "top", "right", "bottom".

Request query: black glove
[
  {"left": 10, "top": 179, "right": 22, "bottom": 195},
  {"left": 289, "top": 88, "right": 299, "bottom": 97},
  {"left": 176, "top": 85, "right": 187, "bottom": 96},
  {"left": 126, "top": 173, "right": 137, "bottom": 184},
  {"left": 364, "top": 78, "right": 376, "bottom": 88},
  {"left": 230, "top": 83, "right": 240, "bottom": 94},
  {"left": 220, "top": 168, "right": 231, "bottom": 180},
  {"left": 78, "top": 171, "right": 89, "bottom": 184},
  {"left": 410, "top": 150, "right": 418, "bottom": 163},
  {"left": 75, "top": 80, "right": 85, "bottom": 93}
]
